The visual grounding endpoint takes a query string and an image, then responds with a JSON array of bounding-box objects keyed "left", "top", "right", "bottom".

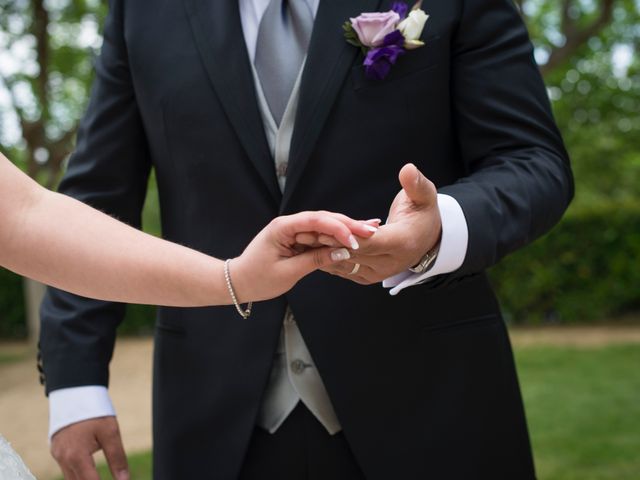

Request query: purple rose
[
  {"left": 364, "top": 31, "right": 406, "bottom": 80},
  {"left": 350, "top": 11, "right": 401, "bottom": 47}
]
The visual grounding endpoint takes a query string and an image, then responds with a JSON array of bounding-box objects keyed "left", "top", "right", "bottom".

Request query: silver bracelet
[{"left": 224, "top": 259, "right": 252, "bottom": 319}]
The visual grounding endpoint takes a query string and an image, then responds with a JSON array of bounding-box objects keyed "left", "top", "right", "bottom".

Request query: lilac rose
[{"left": 350, "top": 11, "right": 401, "bottom": 48}]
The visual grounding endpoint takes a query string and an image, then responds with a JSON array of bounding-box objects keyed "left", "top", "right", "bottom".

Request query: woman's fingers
[
  {"left": 276, "top": 212, "right": 374, "bottom": 250},
  {"left": 294, "top": 233, "right": 342, "bottom": 248},
  {"left": 320, "top": 212, "right": 381, "bottom": 239},
  {"left": 275, "top": 213, "right": 351, "bottom": 248},
  {"left": 283, "top": 212, "right": 380, "bottom": 252},
  {"left": 283, "top": 246, "right": 352, "bottom": 278},
  {"left": 294, "top": 232, "right": 321, "bottom": 247}
]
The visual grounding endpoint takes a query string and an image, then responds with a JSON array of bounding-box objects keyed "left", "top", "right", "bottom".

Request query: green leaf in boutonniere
[{"left": 343, "top": 21, "right": 364, "bottom": 48}]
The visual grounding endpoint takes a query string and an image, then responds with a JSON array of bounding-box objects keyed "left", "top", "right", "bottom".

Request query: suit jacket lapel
[
  {"left": 182, "top": 0, "right": 281, "bottom": 203},
  {"left": 281, "top": 0, "right": 382, "bottom": 211}
]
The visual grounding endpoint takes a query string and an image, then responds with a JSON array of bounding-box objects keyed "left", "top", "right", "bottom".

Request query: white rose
[{"left": 398, "top": 9, "right": 429, "bottom": 48}]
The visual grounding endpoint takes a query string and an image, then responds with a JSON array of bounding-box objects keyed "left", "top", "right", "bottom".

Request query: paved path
[
  {"left": 0, "top": 339, "right": 153, "bottom": 480},
  {"left": 1, "top": 325, "right": 639, "bottom": 479},
  {"left": 510, "top": 324, "right": 640, "bottom": 347}
]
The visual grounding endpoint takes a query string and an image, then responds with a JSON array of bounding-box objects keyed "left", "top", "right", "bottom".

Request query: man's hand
[
  {"left": 296, "top": 164, "right": 442, "bottom": 284},
  {"left": 51, "top": 417, "right": 129, "bottom": 480}
]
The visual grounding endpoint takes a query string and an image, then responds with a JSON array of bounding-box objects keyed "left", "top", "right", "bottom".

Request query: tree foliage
[
  {"left": 0, "top": 0, "right": 107, "bottom": 186},
  {"left": 521, "top": 0, "right": 640, "bottom": 207}
]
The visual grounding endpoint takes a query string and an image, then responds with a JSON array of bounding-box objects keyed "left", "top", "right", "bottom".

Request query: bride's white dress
[{"left": 0, "top": 435, "right": 36, "bottom": 480}]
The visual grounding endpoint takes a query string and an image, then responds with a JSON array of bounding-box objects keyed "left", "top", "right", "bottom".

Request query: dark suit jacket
[{"left": 40, "top": 0, "right": 573, "bottom": 478}]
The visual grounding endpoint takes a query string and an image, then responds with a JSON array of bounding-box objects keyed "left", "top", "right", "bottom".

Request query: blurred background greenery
[
  {"left": 0, "top": 0, "right": 639, "bottom": 335},
  {"left": 0, "top": 0, "right": 639, "bottom": 479}
]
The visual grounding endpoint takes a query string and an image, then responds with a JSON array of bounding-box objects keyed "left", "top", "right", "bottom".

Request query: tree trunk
[{"left": 23, "top": 278, "right": 46, "bottom": 347}]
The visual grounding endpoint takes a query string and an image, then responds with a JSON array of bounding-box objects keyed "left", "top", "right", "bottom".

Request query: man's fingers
[
  {"left": 322, "top": 260, "right": 351, "bottom": 275},
  {"left": 321, "top": 261, "right": 378, "bottom": 284},
  {"left": 398, "top": 163, "right": 437, "bottom": 207},
  {"left": 50, "top": 418, "right": 126, "bottom": 480},
  {"left": 97, "top": 421, "right": 129, "bottom": 480},
  {"left": 323, "top": 261, "right": 376, "bottom": 285},
  {"left": 69, "top": 455, "right": 100, "bottom": 480},
  {"left": 351, "top": 224, "right": 397, "bottom": 255},
  {"left": 51, "top": 425, "right": 97, "bottom": 480},
  {"left": 55, "top": 445, "right": 98, "bottom": 480},
  {"left": 59, "top": 465, "right": 78, "bottom": 480}
]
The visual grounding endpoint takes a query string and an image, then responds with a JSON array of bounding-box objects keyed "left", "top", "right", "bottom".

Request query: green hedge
[
  {"left": 0, "top": 269, "right": 27, "bottom": 338},
  {"left": 0, "top": 174, "right": 161, "bottom": 340},
  {"left": 1, "top": 201, "right": 638, "bottom": 338},
  {"left": 489, "top": 201, "right": 640, "bottom": 323},
  {"left": 0, "top": 270, "right": 156, "bottom": 339}
]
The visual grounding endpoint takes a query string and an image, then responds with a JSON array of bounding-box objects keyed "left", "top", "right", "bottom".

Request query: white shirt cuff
[
  {"left": 48, "top": 386, "right": 115, "bottom": 440},
  {"left": 382, "top": 193, "right": 468, "bottom": 295}
]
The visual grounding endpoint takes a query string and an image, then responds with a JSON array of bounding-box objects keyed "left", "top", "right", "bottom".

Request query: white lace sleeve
[{"left": 0, "top": 435, "right": 36, "bottom": 480}]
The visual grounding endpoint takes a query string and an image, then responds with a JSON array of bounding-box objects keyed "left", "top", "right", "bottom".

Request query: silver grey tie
[{"left": 254, "top": 0, "right": 314, "bottom": 125}]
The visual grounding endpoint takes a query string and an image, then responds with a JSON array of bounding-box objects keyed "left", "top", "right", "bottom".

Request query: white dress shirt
[{"left": 48, "top": 0, "right": 469, "bottom": 439}]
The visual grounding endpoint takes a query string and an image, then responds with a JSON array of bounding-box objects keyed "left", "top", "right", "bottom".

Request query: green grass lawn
[
  {"left": 0, "top": 350, "right": 28, "bottom": 366},
  {"left": 516, "top": 344, "right": 640, "bottom": 480},
  {"left": 87, "top": 344, "right": 640, "bottom": 480},
  {"left": 96, "top": 453, "right": 152, "bottom": 479}
]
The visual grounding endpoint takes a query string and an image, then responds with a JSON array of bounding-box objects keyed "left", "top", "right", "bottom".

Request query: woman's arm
[{"left": 0, "top": 153, "right": 373, "bottom": 306}]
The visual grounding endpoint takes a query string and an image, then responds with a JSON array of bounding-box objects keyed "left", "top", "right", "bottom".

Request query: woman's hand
[
  {"left": 0, "top": 153, "right": 375, "bottom": 308},
  {"left": 229, "top": 211, "right": 378, "bottom": 302}
]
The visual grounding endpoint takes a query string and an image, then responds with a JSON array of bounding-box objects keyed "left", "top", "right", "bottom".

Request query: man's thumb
[{"left": 398, "top": 163, "right": 436, "bottom": 206}]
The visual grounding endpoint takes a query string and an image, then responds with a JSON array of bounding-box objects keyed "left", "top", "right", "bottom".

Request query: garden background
[{"left": 0, "top": 0, "right": 638, "bottom": 479}]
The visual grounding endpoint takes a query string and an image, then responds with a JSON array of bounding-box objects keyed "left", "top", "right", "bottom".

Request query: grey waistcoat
[{"left": 250, "top": 62, "right": 341, "bottom": 435}]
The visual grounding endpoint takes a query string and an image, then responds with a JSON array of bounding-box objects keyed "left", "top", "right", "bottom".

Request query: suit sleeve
[
  {"left": 39, "top": 0, "right": 152, "bottom": 395},
  {"left": 438, "top": 0, "right": 574, "bottom": 277}
]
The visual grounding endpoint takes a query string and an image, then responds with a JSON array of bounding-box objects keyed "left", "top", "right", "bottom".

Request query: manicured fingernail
[
  {"left": 331, "top": 248, "right": 351, "bottom": 261},
  {"left": 348, "top": 235, "right": 360, "bottom": 250},
  {"left": 364, "top": 225, "right": 378, "bottom": 233},
  {"left": 366, "top": 218, "right": 382, "bottom": 224},
  {"left": 117, "top": 471, "right": 130, "bottom": 480}
]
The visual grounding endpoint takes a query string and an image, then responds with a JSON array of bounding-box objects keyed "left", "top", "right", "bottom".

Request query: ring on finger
[{"left": 349, "top": 263, "right": 361, "bottom": 275}]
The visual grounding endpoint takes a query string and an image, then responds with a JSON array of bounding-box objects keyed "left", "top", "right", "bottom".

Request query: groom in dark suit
[{"left": 40, "top": 0, "right": 573, "bottom": 479}]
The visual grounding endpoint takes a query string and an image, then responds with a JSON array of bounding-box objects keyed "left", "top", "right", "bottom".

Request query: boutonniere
[{"left": 343, "top": 1, "right": 429, "bottom": 80}]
